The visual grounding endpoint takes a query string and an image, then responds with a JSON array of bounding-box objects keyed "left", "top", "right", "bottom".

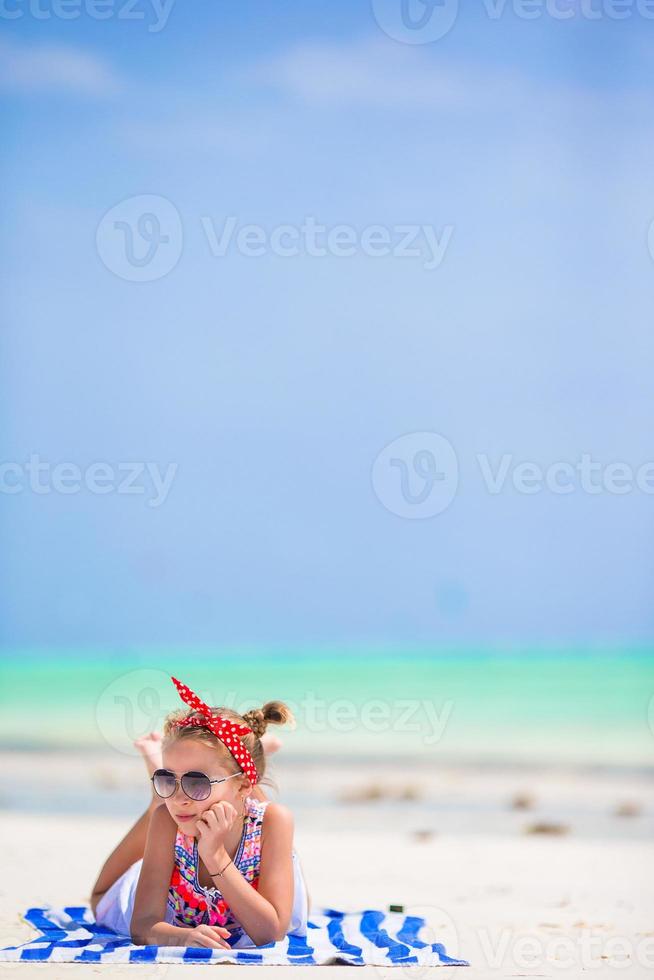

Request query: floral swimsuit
[{"left": 167, "top": 795, "right": 267, "bottom": 933}]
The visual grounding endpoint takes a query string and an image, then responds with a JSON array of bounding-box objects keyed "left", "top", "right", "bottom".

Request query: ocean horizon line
[{"left": 1, "top": 643, "right": 653, "bottom": 663}]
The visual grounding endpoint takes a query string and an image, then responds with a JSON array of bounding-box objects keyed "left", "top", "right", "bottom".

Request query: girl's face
[{"left": 160, "top": 738, "right": 248, "bottom": 836}]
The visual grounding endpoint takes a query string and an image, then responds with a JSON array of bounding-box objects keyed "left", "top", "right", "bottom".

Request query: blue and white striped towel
[{"left": 0, "top": 906, "right": 469, "bottom": 966}]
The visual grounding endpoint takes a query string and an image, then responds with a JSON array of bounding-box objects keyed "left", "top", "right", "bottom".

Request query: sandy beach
[{"left": 1, "top": 749, "right": 652, "bottom": 978}]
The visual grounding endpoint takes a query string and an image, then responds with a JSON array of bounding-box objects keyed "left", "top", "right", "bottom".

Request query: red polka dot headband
[{"left": 169, "top": 676, "right": 259, "bottom": 785}]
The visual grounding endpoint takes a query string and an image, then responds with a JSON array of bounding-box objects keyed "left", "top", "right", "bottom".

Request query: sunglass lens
[
  {"left": 181, "top": 772, "right": 212, "bottom": 801},
  {"left": 152, "top": 770, "right": 177, "bottom": 798}
]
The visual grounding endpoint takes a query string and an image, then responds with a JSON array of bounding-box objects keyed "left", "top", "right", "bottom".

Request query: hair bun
[
  {"left": 243, "top": 700, "right": 295, "bottom": 738},
  {"left": 242, "top": 708, "right": 267, "bottom": 738}
]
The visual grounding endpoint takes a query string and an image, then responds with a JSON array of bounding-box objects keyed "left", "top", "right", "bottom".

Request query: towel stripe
[{"left": 0, "top": 905, "right": 469, "bottom": 967}]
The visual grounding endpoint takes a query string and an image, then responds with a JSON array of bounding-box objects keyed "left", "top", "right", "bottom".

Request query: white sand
[{"left": 1, "top": 807, "right": 652, "bottom": 979}]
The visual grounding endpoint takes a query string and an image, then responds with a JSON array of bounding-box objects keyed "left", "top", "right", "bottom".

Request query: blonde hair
[{"left": 162, "top": 700, "right": 294, "bottom": 786}]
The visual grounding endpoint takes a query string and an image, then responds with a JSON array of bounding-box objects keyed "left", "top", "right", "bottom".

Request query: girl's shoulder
[
  {"left": 245, "top": 795, "right": 293, "bottom": 824},
  {"left": 151, "top": 801, "right": 179, "bottom": 838},
  {"left": 259, "top": 799, "right": 294, "bottom": 837},
  {"left": 243, "top": 796, "right": 294, "bottom": 842},
  {"left": 256, "top": 800, "right": 295, "bottom": 871}
]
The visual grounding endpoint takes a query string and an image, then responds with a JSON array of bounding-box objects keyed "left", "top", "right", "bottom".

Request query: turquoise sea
[{"left": 1, "top": 647, "right": 652, "bottom": 770}]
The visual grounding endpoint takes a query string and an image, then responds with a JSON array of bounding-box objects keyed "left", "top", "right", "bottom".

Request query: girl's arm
[
  {"left": 204, "top": 802, "right": 295, "bottom": 946},
  {"left": 130, "top": 804, "right": 230, "bottom": 948}
]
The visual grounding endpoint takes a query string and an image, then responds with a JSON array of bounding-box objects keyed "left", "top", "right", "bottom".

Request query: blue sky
[{"left": 1, "top": 2, "right": 653, "bottom": 649}]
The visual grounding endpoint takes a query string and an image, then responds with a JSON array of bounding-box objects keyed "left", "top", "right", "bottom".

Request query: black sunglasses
[{"left": 151, "top": 768, "right": 242, "bottom": 801}]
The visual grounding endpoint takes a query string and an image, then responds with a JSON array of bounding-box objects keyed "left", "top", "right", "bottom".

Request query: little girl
[{"left": 91, "top": 676, "right": 309, "bottom": 949}]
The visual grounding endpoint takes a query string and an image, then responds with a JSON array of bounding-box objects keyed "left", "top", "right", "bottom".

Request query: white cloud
[
  {"left": 0, "top": 36, "right": 122, "bottom": 97},
  {"left": 250, "top": 36, "right": 527, "bottom": 110},
  {"left": 247, "top": 34, "right": 637, "bottom": 119}
]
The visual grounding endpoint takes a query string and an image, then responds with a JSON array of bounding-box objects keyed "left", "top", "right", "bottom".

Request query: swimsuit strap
[{"left": 234, "top": 795, "right": 268, "bottom": 882}]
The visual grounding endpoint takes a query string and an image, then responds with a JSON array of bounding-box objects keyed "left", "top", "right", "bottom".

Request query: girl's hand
[
  {"left": 196, "top": 801, "right": 240, "bottom": 867},
  {"left": 184, "top": 924, "right": 232, "bottom": 949}
]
